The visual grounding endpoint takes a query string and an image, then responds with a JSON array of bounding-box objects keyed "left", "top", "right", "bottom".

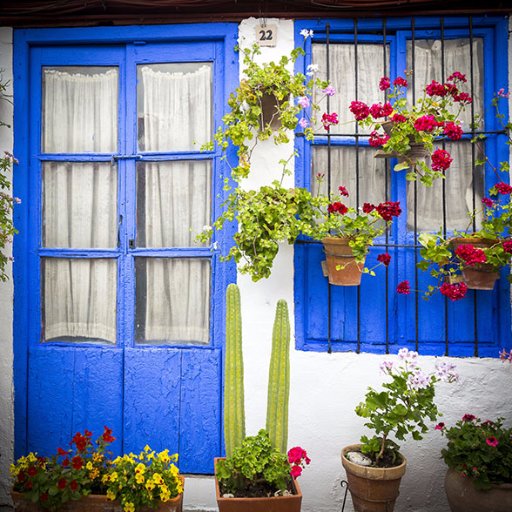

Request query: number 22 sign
[{"left": 255, "top": 24, "right": 277, "bottom": 47}]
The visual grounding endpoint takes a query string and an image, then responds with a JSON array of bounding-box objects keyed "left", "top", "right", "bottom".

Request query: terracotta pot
[
  {"left": 12, "top": 484, "right": 183, "bottom": 512},
  {"left": 445, "top": 468, "right": 512, "bottom": 512},
  {"left": 322, "top": 237, "right": 365, "bottom": 286},
  {"left": 341, "top": 444, "right": 407, "bottom": 512},
  {"left": 12, "top": 492, "right": 117, "bottom": 512},
  {"left": 450, "top": 237, "right": 500, "bottom": 290},
  {"left": 214, "top": 458, "right": 302, "bottom": 512}
]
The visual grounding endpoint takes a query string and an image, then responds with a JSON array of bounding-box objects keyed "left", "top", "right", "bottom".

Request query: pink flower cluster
[
  {"left": 370, "top": 102, "right": 393, "bottom": 119},
  {"left": 414, "top": 114, "right": 443, "bottom": 132},
  {"left": 431, "top": 149, "right": 453, "bottom": 171},
  {"left": 397, "top": 280, "right": 411, "bottom": 295},
  {"left": 321, "top": 112, "right": 339, "bottom": 131},
  {"left": 369, "top": 130, "right": 390, "bottom": 147},
  {"left": 349, "top": 101, "right": 370, "bottom": 121},
  {"left": 455, "top": 244, "right": 487, "bottom": 266},
  {"left": 287, "top": 446, "right": 310, "bottom": 479},
  {"left": 495, "top": 182, "right": 512, "bottom": 195}
]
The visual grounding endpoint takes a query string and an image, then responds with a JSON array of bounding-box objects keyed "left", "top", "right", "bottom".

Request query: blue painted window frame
[
  {"left": 294, "top": 16, "right": 511, "bottom": 357},
  {"left": 13, "top": 23, "right": 238, "bottom": 458}
]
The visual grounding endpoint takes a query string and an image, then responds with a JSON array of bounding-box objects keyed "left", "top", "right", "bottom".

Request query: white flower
[
  {"left": 306, "top": 64, "right": 319, "bottom": 76},
  {"left": 380, "top": 360, "right": 394, "bottom": 375},
  {"left": 435, "top": 361, "right": 459, "bottom": 383},
  {"left": 202, "top": 225, "right": 212, "bottom": 232},
  {"left": 211, "top": 241, "right": 219, "bottom": 250},
  {"left": 407, "top": 369, "right": 432, "bottom": 390},
  {"left": 300, "top": 29, "right": 314, "bottom": 40}
]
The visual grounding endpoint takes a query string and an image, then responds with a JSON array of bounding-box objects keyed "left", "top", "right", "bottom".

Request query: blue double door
[{"left": 17, "top": 29, "right": 235, "bottom": 474}]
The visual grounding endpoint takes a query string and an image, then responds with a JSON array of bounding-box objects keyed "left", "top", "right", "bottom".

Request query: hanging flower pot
[
  {"left": 450, "top": 237, "right": 500, "bottom": 290},
  {"left": 259, "top": 92, "right": 289, "bottom": 131},
  {"left": 322, "top": 237, "right": 365, "bottom": 286}
]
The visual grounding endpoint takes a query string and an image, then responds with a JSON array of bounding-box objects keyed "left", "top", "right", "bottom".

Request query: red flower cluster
[
  {"left": 102, "top": 426, "right": 115, "bottom": 444},
  {"left": 431, "top": 149, "right": 453, "bottom": 171},
  {"left": 481, "top": 197, "right": 494, "bottom": 208},
  {"left": 362, "top": 203, "right": 375, "bottom": 213},
  {"left": 448, "top": 71, "right": 467, "bottom": 83},
  {"left": 397, "top": 280, "right": 411, "bottom": 295},
  {"left": 287, "top": 446, "right": 311, "bottom": 480},
  {"left": 391, "top": 113, "right": 407, "bottom": 123},
  {"left": 486, "top": 436, "right": 499, "bottom": 448},
  {"left": 369, "top": 130, "right": 390, "bottom": 147},
  {"left": 377, "top": 253, "right": 391, "bottom": 266},
  {"left": 71, "top": 431, "right": 91, "bottom": 453},
  {"left": 379, "top": 76, "right": 391, "bottom": 90},
  {"left": 503, "top": 240, "right": 512, "bottom": 254},
  {"left": 349, "top": 101, "right": 370, "bottom": 121},
  {"left": 453, "top": 92, "right": 472, "bottom": 104},
  {"left": 321, "top": 112, "right": 339, "bottom": 130},
  {"left": 71, "top": 455, "right": 83, "bottom": 470},
  {"left": 370, "top": 102, "right": 393, "bottom": 119},
  {"left": 376, "top": 201, "right": 402, "bottom": 221},
  {"left": 414, "top": 114, "right": 443, "bottom": 132},
  {"left": 495, "top": 182, "right": 512, "bottom": 195},
  {"left": 455, "top": 244, "right": 487, "bottom": 266},
  {"left": 440, "top": 282, "right": 468, "bottom": 301},
  {"left": 327, "top": 202, "right": 348, "bottom": 215},
  {"left": 443, "top": 121, "right": 463, "bottom": 141},
  {"left": 393, "top": 76, "right": 408, "bottom": 87},
  {"left": 425, "top": 80, "right": 447, "bottom": 97},
  {"left": 338, "top": 186, "right": 349, "bottom": 197}
]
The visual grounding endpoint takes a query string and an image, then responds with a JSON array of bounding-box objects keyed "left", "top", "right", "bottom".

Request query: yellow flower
[
  {"left": 144, "top": 445, "right": 151, "bottom": 452},
  {"left": 102, "top": 474, "right": 110, "bottom": 484},
  {"left": 145, "top": 480, "right": 155, "bottom": 491},
  {"left": 86, "top": 461, "right": 93, "bottom": 470},
  {"left": 93, "top": 453, "right": 104, "bottom": 463},
  {"left": 89, "top": 468, "right": 99, "bottom": 480},
  {"left": 106, "top": 490, "right": 116, "bottom": 501},
  {"left": 135, "top": 463, "right": 146, "bottom": 474},
  {"left": 110, "top": 471, "right": 118, "bottom": 482},
  {"left": 171, "top": 453, "right": 179, "bottom": 463},
  {"left": 170, "top": 464, "right": 179, "bottom": 477},
  {"left": 152, "top": 473, "right": 163, "bottom": 485},
  {"left": 135, "top": 473, "right": 145, "bottom": 484},
  {"left": 123, "top": 502, "right": 135, "bottom": 512}
]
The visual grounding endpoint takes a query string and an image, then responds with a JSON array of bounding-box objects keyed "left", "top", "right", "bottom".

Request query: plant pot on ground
[
  {"left": 342, "top": 348, "right": 459, "bottom": 512},
  {"left": 438, "top": 415, "right": 512, "bottom": 512}
]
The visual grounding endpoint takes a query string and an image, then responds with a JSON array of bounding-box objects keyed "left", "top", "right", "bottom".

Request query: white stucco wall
[
  {"left": 0, "top": 26, "right": 14, "bottom": 512},
  {"left": 0, "top": 16, "right": 511, "bottom": 512}
]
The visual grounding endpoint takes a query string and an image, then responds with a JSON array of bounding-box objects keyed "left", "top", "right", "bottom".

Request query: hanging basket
[
  {"left": 450, "top": 237, "right": 500, "bottom": 290},
  {"left": 321, "top": 237, "right": 365, "bottom": 286}
]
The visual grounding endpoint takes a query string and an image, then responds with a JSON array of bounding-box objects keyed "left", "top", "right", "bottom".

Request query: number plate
[{"left": 256, "top": 25, "right": 277, "bottom": 47}]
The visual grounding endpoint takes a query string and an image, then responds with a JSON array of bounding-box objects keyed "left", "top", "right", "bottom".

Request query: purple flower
[
  {"left": 322, "top": 85, "right": 336, "bottom": 97},
  {"left": 298, "top": 118, "right": 309, "bottom": 129},
  {"left": 298, "top": 96, "right": 310, "bottom": 108}
]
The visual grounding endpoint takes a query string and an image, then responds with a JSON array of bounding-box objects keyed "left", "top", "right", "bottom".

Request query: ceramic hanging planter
[
  {"left": 450, "top": 237, "right": 500, "bottom": 290},
  {"left": 321, "top": 237, "right": 365, "bottom": 286},
  {"left": 341, "top": 444, "right": 407, "bottom": 512}
]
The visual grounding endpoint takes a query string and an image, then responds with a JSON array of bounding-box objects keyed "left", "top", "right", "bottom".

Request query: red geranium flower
[
  {"left": 70, "top": 480, "right": 79, "bottom": 492},
  {"left": 481, "top": 197, "right": 494, "bottom": 208},
  {"left": 338, "top": 186, "right": 349, "bottom": 197},
  {"left": 71, "top": 456, "right": 83, "bottom": 470},
  {"left": 462, "top": 414, "right": 477, "bottom": 422},
  {"left": 377, "top": 253, "right": 391, "bottom": 266},
  {"left": 349, "top": 101, "right": 370, "bottom": 121},
  {"left": 440, "top": 282, "right": 468, "bottom": 301},
  {"left": 57, "top": 447, "right": 69, "bottom": 457},
  {"left": 327, "top": 202, "right": 348, "bottom": 215},
  {"left": 431, "top": 149, "right": 453, "bottom": 172},
  {"left": 425, "top": 80, "right": 447, "bottom": 97},
  {"left": 444, "top": 121, "right": 463, "bottom": 141},
  {"left": 379, "top": 76, "right": 390, "bottom": 91},
  {"left": 393, "top": 76, "right": 408, "bottom": 87},
  {"left": 414, "top": 114, "right": 443, "bottom": 132},
  {"left": 447, "top": 71, "right": 467, "bottom": 83},
  {"left": 58, "top": 478, "right": 67, "bottom": 490},
  {"left": 455, "top": 244, "right": 487, "bottom": 266},
  {"left": 362, "top": 203, "right": 375, "bottom": 213},
  {"left": 290, "top": 465, "right": 302, "bottom": 479},
  {"left": 62, "top": 458, "right": 70, "bottom": 467},
  {"left": 486, "top": 436, "right": 499, "bottom": 447},
  {"left": 27, "top": 466, "right": 37, "bottom": 477},
  {"left": 391, "top": 113, "right": 406, "bottom": 123},
  {"left": 397, "top": 280, "right": 411, "bottom": 295},
  {"left": 369, "top": 130, "right": 390, "bottom": 147},
  {"left": 72, "top": 432, "right": 88, "bottom": 452},
  {"left": 102, "top": 426, "right": 115, "bottom": 444},
  {"left": 321, "top": 112, "right": 339, "bottom": 130},
  {"left": 503, "top": 241, "right": 512, "bottom": 254},
  {"left": 376, "top": 201, "right": 402, "bottom": 221},
  {"left": 435, "top": 422, "right": 445, "bottom": 431},
  {"left": 495, "top": 182, "right": 512, "bottom": 195},
  {"left": 453, "top": 92, "right": 472, "bottom": 104}
]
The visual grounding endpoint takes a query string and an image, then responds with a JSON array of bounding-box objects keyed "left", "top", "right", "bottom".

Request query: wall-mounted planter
[
  {"left": 259, "top": 92, "right": 289, "bottom": 131},
  {"left": 322, "top": 237, "right": 365, "bottom": 286}
]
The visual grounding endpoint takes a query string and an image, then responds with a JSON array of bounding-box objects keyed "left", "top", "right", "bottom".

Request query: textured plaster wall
[
  {"left": 0, "top": 27, "right": 14, "bottom": 511},
  {"left": 0, "top": 17, "right": 512, "bottom": 512}
]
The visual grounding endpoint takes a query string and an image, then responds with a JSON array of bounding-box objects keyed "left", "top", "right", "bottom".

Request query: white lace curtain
[
  {"left": 312, "top": 39, "right": 484, "bottom": 231},
  {"left": 43, "top": 64, "right": 212, "bottom": 344}
]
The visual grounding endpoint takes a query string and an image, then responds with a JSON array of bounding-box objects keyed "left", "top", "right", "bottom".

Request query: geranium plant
[
  {"left": 104, "top": 446, "right": 183, "bottom": 512},
  {"left": 437, "top": 415, "right": 512, "bottom": 490},
  {"left": 350, "top": 72, "right": 472, "bottom": 187},
  {"left": 10, "top": 427, "right": 115, "bottom": 509},
  {"left": 215, "top": 429, "right": 309, "bottom": 498},
  {"left": 354, "top": 348, "right": 458, "bottom": 467}
]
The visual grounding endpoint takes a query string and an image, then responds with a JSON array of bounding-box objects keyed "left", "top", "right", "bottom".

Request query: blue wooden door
[{"left": 17, "top": 28, "right": 235, "bottom": 474}]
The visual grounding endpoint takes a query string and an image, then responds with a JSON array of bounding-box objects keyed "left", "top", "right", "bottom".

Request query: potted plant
[
  {"left": 104, "top": 447, "right": 184, "bottom": 512},
  {"left": 198, "top": 31, "right": 336, "bottom": 281},
  {"left": 437, "top": 415, "right": 512, "bottom": 512},
  {"left": 302, "top": 184, "right": 402, "bottom": 286},
  {"left": 350, "top": 72, "right": 472, "bottom": 187},
  {"left": 342, "top": 348, "right": 459, "bottom": 512},
  {"left": 11, "top": 427, "right": 116, "bottom": 511},
  {"left": 216, "top": 284, "right": 309, "bottom": 511}
]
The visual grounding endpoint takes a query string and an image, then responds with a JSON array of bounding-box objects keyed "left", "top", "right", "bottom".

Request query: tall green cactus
[
  {"left": 224, "top": 284, "right": 245, "bottom": 458},
  {"left": 266, "top": 299, "right": 290, "bottom": 454}
]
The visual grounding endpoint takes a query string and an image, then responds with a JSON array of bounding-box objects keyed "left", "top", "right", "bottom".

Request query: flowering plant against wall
[
  {"left": 350, "top": 72, "right": 472, "bottom": 187},
  {"left": 355, "top": 348, "right": 458, "bottom": 466},
  {"left": 10, "top": 427, "right": 115, "bottom": 509},
  {"left": 104, "top": 446, "right": 183, "bottom": 512},
  {"left": 0, "top": 75, "right": 18, "bottom": 282},
  {"left": 198, "top": 32, "right": 338, "bottom": 281},
  {"left": 437, "top": 415, "right": 512, "bottom": 490}
]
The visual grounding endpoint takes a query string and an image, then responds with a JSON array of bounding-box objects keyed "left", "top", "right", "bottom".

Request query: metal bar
[
  {"left": 469, "top": 15, "right": 479, "bottom": 357},
  {"left": 412, "top": 16, "right": 419, "bottom": 352},
  {"left": 383, "top": 17, "right": 390, "bottom": 354},
  {"left": 326, "top": 22, "right": 332, "bottom": 354},
  {"left": 354, "top": 17, "right": 361, "bottom": 354}
]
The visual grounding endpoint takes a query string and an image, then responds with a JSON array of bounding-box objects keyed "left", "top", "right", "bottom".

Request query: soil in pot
[
  {"left": 341, "top": 444, "right": 407, "bottom": 512},
  {"left": 445, "top": 468, "right": 512, "bottom": 512}
]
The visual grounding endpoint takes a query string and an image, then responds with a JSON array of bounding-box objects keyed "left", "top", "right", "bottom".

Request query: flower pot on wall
[
  {"left": 450, "top": 237, "right": 500, "bottom": 290},
  {"left": 214, "top": 458, "right": 302, "bottom": 512},
  {"left": 341, "top": 445, "right": 407, "bottom": 512},
  {"left": 322, "top": 237, "right": 365, "bottom": 286},
  {"left": 444, "top": 468, "right": 512, "bottom": 512},
  {"left": 259, "top": 92, "right": 289, "bottom": 131}
]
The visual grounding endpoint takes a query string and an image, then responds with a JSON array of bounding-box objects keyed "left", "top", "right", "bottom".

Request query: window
[
  {"left": 14, "top": 24, "right": 237, "bottom": 472},
  {"left": 294, "top": 17, "right": 510, "bottom": 357}
]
